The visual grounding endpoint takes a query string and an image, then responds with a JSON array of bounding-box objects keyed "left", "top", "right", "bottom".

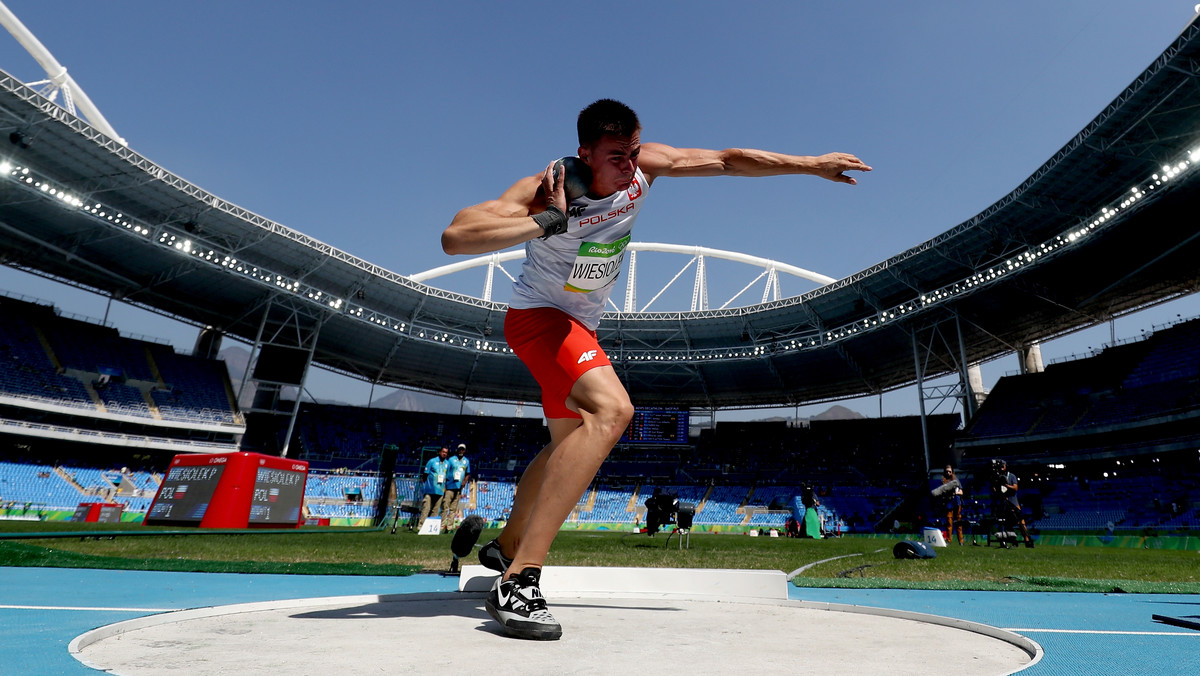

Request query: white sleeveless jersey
[{"left": 509, "top": 167, "right": 649, "bottom": 329}]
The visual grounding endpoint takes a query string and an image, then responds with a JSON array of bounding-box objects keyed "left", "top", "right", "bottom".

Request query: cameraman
[{"left": 990, "top": 460, "right": 1034, "bottom": 548}]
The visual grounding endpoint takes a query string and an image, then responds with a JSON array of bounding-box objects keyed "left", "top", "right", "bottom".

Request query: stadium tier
[
  {"left": 290, "top": 403, "right": 545, "bottom": 474},
  {"left": 2, "top": 446, "right": 1198, "bottom": 533},
  {"left": 0, "top": 460, "right": 159, "bottom": 514},
  {"left": 0, "top": 296, "right": 243, "bottom": 441},
  {"left": 2, "top": 313, "right": 1199, "bottom": 532},
  {"left": 961, "top": 317, "right": 1200, "bottom": 445}
]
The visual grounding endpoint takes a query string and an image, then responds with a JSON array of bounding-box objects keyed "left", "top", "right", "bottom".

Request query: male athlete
[{"left": 442, "top": 99, "right": 869, "bottom": 640}]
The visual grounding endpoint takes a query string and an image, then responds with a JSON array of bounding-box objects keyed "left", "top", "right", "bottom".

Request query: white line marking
[
  {"left": 1006, "top": 628, "right": 1200, "bottom": 636},
  {"left": 0, "top": 604, "right": 175, "bottom": 613}
]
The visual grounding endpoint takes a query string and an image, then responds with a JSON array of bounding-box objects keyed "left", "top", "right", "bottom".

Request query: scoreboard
[
  {"left": 71, "top": 502, "right": 125, "bottom": 523},
  {"left": 248, "top": 465, "right": 307, "bottom": 525},
  {"left": 146, "top": 455, "right": 227, "bottom": 524},
  {"left": 621, "top": 408, "right": 689, "bottom": 444},
  {"left": 146, "top": 452, "right": 308, "bottom": 528}
]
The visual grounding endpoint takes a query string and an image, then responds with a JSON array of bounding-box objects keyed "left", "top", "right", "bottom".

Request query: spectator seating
[
  {"left": 0, "top": 461, "right": 159, "bottom": 513},
  {"left": 0, "top": 296, "right": 241, "bottom": 430},
  {"left": 577, "top": 485, "right": 635, "bottom": 523},
  {"left": 966, "top": 317, "right": 1200, "bottom": 440},
  {"left": 465, "top": 479, "right": 516, "bottom": 522},
  {"left": 696, "top": 485, "right": 748, "bottom": 525}
]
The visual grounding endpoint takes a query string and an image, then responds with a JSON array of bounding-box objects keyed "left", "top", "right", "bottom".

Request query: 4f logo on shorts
[{"left": 577, "top": 350, "right": 598, "bottom": 364}]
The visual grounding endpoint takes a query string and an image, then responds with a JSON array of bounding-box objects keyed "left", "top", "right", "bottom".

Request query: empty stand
[{"left": 0, "top": 296, "right": 243, "bottom": 435}]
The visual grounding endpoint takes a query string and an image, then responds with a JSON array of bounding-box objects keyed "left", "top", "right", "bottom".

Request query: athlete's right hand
[{"left": 541, "top": 160, "right": 568, "bottom": 215}]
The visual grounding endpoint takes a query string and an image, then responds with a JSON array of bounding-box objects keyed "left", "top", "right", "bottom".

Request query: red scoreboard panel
[
  {"left": 146, "top": 452, "right": 308, "bottom": 529},
  {"left": 71, "top": 502, "right": 125, "bottom": 523}
]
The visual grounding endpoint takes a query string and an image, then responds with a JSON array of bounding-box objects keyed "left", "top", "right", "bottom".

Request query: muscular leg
[{"left": 494, "top": 365, "right": 633, "bottom": 579}]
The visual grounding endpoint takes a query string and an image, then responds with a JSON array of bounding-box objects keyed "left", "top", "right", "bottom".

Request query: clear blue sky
[{"left": 0, "top": 1, "right": 1197, "bottom": 419}]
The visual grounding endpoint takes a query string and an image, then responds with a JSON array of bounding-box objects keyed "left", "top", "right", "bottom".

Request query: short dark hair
[{"left": 577, "top": 99, "right": 640, "bottom": 147}]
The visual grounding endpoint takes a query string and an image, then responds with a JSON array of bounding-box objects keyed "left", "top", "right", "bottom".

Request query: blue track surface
[
  {"left": 2, "top": 567, "right": 1197, "bottom": 674},
  {"left": 1, "top": 568, "right": 457, "bottom": 675},
  {"left": 791, "top": 587, "right": 1200, "bottom": 675}
]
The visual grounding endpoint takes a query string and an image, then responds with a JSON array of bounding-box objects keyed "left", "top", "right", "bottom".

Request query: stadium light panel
[{"left": 7, "top": 135, "right": 1200, "bottom": 367}]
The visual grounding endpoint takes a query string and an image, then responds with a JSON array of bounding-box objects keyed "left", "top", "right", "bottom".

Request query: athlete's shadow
[
  {"left": 289, "top": 592, "right": 484, "bottom": 621},
  {"left": 288, "top": 592, "right": 684, "bottom": 635},
  {"left": 470, "top": 601, "right": 687, "bottom": 637}
]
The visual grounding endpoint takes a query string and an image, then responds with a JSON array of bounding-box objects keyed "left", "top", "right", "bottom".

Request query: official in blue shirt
[
  {"left": 442, "top": 443, "right": 472, "bottom": 532},
  {"left": 417, "top": 446, "right": 449, "bottom": 532}
]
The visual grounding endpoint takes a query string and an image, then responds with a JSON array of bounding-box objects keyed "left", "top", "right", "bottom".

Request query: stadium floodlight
[{"left": 807, "top": 138, "right": 1200, "bottom": 353}]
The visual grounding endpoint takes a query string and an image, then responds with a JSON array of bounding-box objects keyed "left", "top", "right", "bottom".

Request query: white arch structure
[
  {"left": 0, "top": 2, "right": 125, "bottom": 145},
  {"left": 409, "top": 242, "right": 838, "bottom": 313}
]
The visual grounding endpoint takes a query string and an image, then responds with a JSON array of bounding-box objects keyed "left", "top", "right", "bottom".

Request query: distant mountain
[
  {"left": 369, "top": 388, "right": 479, "bottom": 415},
  {"left": 752, "top": 404, "right": 867, "bottom": 424},
  {"left": 219, "top": 346, "right": 251, "bottom": 382},
  {"left": 810, "top": 404, "right": 865, "bottom": 421}
]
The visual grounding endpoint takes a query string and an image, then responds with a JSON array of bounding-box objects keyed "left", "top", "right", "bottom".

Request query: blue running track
[{"left": 2, "top": 567, "right": 1197, "bottom": 674}]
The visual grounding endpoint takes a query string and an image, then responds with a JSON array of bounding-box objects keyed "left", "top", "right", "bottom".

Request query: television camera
[{"left": 643, "top": 489, "right": 695, "bottom": 544}]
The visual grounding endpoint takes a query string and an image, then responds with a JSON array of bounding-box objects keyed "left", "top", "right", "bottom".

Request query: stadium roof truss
[{"left": 1, "top": 19, "right": 1200, "bottom": 411}]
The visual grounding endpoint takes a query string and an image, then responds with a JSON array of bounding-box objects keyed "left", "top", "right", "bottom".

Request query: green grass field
[{"left": 2, "top": 521, "right": 1199, "bottom": 593}]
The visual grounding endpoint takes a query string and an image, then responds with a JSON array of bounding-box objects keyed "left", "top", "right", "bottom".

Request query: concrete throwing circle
[{"left": 73, "top": 592, "right": 1040, "bottom": 675}]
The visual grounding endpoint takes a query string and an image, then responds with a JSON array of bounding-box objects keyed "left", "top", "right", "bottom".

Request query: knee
[
  {"left": 591, "top": 395, "right": 634, "bottom": 441},
  {"left": 614, "top": 398, "right": 634, "bottom": 428},
  {"left": 569, "top": 369, "right": 634, "bottom": 441}
]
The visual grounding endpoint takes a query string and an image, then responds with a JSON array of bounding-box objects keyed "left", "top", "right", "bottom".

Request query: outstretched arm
[
  {"left": 638, "top": 142, "right": 870, "bottom": 185},
  {"left": 442, "top": 161, "right": 568, "bottom": 255}
]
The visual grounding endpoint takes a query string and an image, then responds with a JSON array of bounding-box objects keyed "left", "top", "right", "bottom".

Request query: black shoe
[
  {"left": 1025, "top": 540, "right": 1035, "bottom": 549},
  {"left": 485, "top": 567, "right": 562, "bottom": 640},
  {"left": 478, "top": 538, "right": 513, "bottom": 574}
]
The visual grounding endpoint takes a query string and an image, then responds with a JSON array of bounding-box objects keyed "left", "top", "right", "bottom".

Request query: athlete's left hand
[{"left": 811, "top": 152, "right": 872, "bottom": 185}]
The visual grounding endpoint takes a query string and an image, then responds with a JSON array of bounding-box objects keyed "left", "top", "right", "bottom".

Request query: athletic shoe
[
  {"left": 485, "top": 567, "right": 562, "bottom": 640},
  {"left": 478, "top": 538, "right": 513, "bottom": 573}
]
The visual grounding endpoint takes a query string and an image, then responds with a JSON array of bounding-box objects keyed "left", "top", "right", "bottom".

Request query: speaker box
[{"left": 893, "top": 540, "right": 937, "bottom": 559}]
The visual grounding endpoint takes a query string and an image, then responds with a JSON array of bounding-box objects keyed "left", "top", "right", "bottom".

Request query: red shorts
[{"left": 504, "top": 306, "right": 611, "bottom": 419}]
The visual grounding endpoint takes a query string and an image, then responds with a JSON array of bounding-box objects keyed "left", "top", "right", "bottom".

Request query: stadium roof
[{"left": 1, "top": 20, "right": 1199, "bottom": 410}]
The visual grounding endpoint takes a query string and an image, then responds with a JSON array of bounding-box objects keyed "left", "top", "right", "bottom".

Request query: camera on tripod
[
  {"left": 643, "top": 488, "right": 694, "bottom": 536},
  {"left": 989, "top": 458, "right": 1010, "bottom": 494}
]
